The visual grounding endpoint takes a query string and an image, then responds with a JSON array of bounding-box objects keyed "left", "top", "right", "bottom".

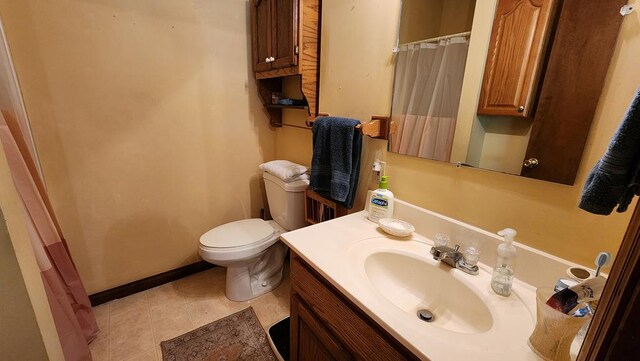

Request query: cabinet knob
[
  {"left": 517, "top": 105, "right": 525, "bottom": 113},
  {"left": 523, "top": 158, "right": 539, "bottom": 169},
  {"left": 269, "top": 56, "right": 275, "bottom": 62},
  {"left": 265, "top": 57, "right": 271, "bottom": 63}
]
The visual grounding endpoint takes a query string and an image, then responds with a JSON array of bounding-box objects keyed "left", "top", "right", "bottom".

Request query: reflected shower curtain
[
  {"left": 0, "top": 111, "right": 97, "bottom": 361},
  {"left": 390, "top": 37, "right": 469, "bottom": 161}
]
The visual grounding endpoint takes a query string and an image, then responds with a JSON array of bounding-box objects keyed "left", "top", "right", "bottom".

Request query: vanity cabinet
[
  {"left": 250, "top": 0, "right": 320, "bottom": 126},
  {"left": 289, "top": 252, "right": 419, "bottom": 361},
  {"left": 477, "top": 0, "right": 558, "bottom": 117}
]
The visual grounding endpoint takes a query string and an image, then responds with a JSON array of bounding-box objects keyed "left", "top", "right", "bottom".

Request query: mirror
[
  {"left": 389, "top": 0, "right": 621, "bottom": 185},
  {"left": 391, "top": 0, "right": 475, "bottom": 163}
]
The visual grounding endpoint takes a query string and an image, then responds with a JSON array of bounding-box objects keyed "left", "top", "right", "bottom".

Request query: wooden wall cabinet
[
  {"left": 251, "top": 0, "right": 321, "bottom": 126},
  {"left": 477, "top": 0, "right": 557, "bottom": 117},
  {"left": 252, "top": 0, "right": 298, "bottom": 73},
  {"left": 290, "top": 252, "right": 419, "bottom": 361}
]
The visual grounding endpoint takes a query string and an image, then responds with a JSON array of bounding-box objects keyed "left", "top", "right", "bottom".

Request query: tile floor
[{"left": 89, "top": 265, "right": 290, "bottom": 361}]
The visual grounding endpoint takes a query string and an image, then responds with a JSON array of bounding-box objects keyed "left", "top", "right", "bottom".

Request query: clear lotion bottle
[{"left": 491, "top": 228, "right": 517, "bottom": 297}]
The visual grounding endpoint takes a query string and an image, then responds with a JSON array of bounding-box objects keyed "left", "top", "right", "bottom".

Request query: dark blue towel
[
  {"left": 310, "top": 116, "right": 362, "bottom": 209},
  {"left": 580, "top": 89, "right": 640, "bottom": 215}
]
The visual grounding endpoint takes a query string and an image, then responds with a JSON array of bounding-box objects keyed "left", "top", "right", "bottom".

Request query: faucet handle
[
  {"left": 463, "top": 247, "right": 480, "bottom": 266},
  {"left": 453, "top": 244, "right": 460, "bottom": 252},
  {"left": 434, "top": 233, "right": 450, "bottom": 247}
]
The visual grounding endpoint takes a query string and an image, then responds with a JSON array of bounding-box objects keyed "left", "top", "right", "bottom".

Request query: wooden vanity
[{"left": 289, "top": 252, "right": 419, "bottom": 360}]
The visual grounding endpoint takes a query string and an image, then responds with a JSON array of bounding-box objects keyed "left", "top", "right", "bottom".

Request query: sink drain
[{"left": 417, "top": 309, "right": 435, "bottom": 322}]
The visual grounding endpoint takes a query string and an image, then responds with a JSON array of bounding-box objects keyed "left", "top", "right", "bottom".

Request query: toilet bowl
[{"left": 198, "top": 171, "right": 308, "bottom": 301}]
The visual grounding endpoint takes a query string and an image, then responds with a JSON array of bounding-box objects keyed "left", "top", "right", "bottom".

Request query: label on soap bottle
[{"left": 368, "top": 192, "right": 390, "bottom": 222}]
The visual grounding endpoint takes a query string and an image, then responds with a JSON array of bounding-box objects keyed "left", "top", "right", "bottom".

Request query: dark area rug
[{"left": 160, "top": 307, "right": 277, "bottom": 361}]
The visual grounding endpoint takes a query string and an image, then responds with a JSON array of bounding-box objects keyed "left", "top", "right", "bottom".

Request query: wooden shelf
[
  {"left": 265, "top": 104, "right": 308, "bottom": 110},
  {"left": 304, "top": 189, "right": 348, "bottom": 224}
]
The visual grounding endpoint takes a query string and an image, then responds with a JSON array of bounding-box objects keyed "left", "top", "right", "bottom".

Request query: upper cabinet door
[
  {"left": 252, "top": 0, "right": 272, "bottom": 73},
  {"left": 270, "top": 0, "right": 298, "bottom": 69},
  {"left": 478, "top": 0, "right": 557, "bottom": 117}
]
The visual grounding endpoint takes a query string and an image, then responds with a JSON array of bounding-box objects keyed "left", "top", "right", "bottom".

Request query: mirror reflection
[
  {"left": 391, "top": 0, "right": 475, "bottom": 162},
  {"left": 390, "top": 0, "right": 621, "bottom": 185}
]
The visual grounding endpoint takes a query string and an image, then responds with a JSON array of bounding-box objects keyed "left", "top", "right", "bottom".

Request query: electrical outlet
[{"left": 372, "top": 160, "right": 386, "bottom": 183}]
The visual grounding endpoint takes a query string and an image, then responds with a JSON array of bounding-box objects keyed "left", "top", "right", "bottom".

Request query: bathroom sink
[
  {"left": 364, "top": 250, "right": 493, "bottom": 334},
  {"left": 283, "top": 207, "right": 542, "bottom": 360}
]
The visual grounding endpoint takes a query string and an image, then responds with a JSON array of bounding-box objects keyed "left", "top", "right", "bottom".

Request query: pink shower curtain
[
  {"left": 390, "top": 37, "right": 469, "bottom": 161},
  {"left": 0, "top": 110, "right": 97, "bottom": 361}
]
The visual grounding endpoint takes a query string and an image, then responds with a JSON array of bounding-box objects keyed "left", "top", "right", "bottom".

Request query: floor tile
[
  {"left": 93, "top": 303, "right": 110, "bottom": 334},
  {"left": 110, "top": 291, "right": 148, "bottom": 317},
  {"left": 125, "top": 348, "right": 156, "bottom": 361},
  {"left": 145, "top": 283, "right": 185, "bottom": 310},
  {"left": 89, "top": 331, "right": 109, "bottom": 361},
  {"left": 150, "top": 302, "right": 194, "bottom": 342},
  {"left": 186, "top": 294, "right": 249, "bottom": 328},
  {"left": 250, "top": 282, "right": 290, "bottom": 328},
  {"left": 109, "top": 309, "right": 154, "bottom": 361},
  {"left": 91, "top": 265, "right": 291, "bottom": 361}
]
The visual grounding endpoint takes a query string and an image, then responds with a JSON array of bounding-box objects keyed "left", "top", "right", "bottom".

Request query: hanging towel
[
  {"left": 580, "top": 89, "right": 640, "bottom": 215},
  {"left": 259, "top": 160, "right": 308, "bottom": 182},
  {"left": 310, "top": 116, "right": 362, "bottom": 209}
]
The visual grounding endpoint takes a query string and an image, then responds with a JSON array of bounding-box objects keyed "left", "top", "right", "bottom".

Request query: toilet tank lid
[
  {"left": 199, "top": 219, "right": 275, "bottom": 248},
  {"left": 263, "top": 172, "right": 309, "bottom": 192}
]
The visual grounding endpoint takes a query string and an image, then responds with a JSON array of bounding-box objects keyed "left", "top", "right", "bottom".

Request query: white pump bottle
[{"left": 491, "top": 228, "right": 517, "bottom": 296}]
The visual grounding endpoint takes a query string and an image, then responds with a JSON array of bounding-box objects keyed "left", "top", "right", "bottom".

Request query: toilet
[{"left": 198, "top": 171, "right": 308, "bottom": 301}]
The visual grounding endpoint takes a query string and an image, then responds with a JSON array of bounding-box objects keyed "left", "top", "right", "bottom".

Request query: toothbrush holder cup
[{"left": 528, "top": 288, "right": 592, "bottom": 361}]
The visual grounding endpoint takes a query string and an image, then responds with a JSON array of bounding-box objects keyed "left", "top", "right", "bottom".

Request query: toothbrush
[{"left": 594, "top": 252, "right": 610, "bottom": 277}]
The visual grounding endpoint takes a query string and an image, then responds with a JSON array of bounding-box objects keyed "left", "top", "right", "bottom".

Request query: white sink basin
[{"left": 364, "top": 251, "right": 493, "bottom": 334}]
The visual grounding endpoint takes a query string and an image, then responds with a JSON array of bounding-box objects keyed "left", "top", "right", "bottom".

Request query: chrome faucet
[{"left": 430, "top": 244, "right": 479, "bottom": 275}]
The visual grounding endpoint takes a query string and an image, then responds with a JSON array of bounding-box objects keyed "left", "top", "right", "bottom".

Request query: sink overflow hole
[{"left": 417, "top": 309, "right": 435, "bottom": 322}]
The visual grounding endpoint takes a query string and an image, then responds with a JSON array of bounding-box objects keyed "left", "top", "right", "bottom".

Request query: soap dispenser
[
  {"left": 367, "top": 176, "right": 395, "bottom": 223},
  {"left": 491, "top": 228, "right": 517, "bottom": 296}
]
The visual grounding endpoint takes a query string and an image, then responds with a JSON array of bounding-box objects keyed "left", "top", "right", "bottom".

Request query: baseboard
[{"left": 89, "top": 261, "right": 215, "bottom": 306}]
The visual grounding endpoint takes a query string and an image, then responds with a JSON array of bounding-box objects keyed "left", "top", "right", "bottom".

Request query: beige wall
[
  {"left": 399, "top": 0, "right": 442, "bottom": 43},
  {"left": 438, "top": 0, "right": 476, "bottom": 36},
  {"left": 399, "top": 0, "right": 476, "bottom": 44},
  {"left": 0, "top": 0, "right": 276, "bottom": 293},
  {"left": 277, "top": 0, "right": 640, "bottom": 268}
]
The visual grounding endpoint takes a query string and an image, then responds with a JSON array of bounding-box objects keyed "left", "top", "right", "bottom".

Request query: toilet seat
[
  {"left": 198, "top": 219, "right": 284, "bottom": 263},
  {"left": 200, "top": 218, "right": 275, "bottom": 248}
]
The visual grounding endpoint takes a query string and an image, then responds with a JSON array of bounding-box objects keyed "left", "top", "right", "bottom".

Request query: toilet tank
[{"left": 263, "top": 172, "right": 309, "bottom": 231}]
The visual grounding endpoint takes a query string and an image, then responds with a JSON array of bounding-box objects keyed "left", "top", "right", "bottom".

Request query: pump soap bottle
[
  {"left": 367, "top": 176, "right": 395, "bottom": 223},
  {"left": 491, "top": 228, "right": 517, "bottom": 297}
]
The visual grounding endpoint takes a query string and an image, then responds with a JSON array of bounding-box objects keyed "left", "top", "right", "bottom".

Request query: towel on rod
[
  {"left": 580, "top": 89, "right": 640, "bottom": 215},
  {"left": 310, "top": 116, "right": 362, "bottom": 209},
  {"left": 259, "top": 160, "right": 308, "bottom": 182}
]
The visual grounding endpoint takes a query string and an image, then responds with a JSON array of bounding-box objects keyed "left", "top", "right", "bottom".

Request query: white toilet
[{"left": 198, "top": 171, "right": 308, "bottom": 301}]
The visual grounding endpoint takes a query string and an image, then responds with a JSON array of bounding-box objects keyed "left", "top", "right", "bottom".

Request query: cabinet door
[
  {"left": 291, "top": 296, "right": 353, "bottom": 361},
  {"left": 270, "top": 0, "right": 298, "bottom": 69},
  {"left": 477, "top": 0, "right": 557, "bottom": 117},
  {"left": 252, "top": 0, "right": 272, "bottom": 72},
  {"left": 520, "top": 0, "right": 626, "bottom": 184}
]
